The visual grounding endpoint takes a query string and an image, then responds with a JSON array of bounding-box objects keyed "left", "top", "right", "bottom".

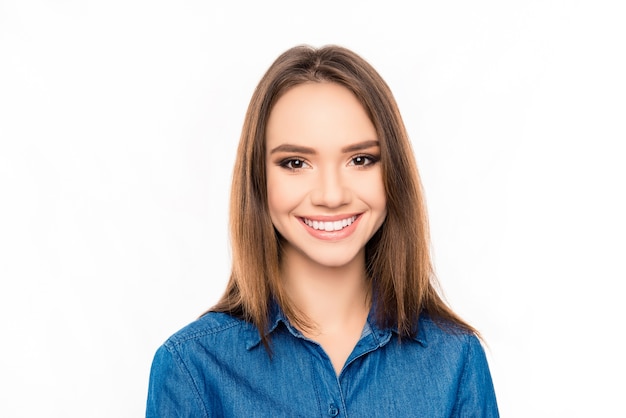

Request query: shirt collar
[
  {"left": 367, "top": 307, "right": 428, "bottom": 347},
  {"left": 245, "top": 300, "right": 295, "bottom": 350},
  {"left": 246, "top": 300, "right": 428, "bottom": 350}
]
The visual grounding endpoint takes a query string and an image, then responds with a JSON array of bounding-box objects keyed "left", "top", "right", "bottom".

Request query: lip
[
  {"left": 298, "top": 213, "right": 362, "bottom": 241},
  {"left": 301, "top": 213, "right": 360, "bottom": 222}
]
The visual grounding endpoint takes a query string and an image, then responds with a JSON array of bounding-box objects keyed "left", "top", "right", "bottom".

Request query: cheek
[
  {"left": 266, "top": 174, "right": 283, "bottom": 220},
  {"left": 266, "top": 171, "right": 304, "bottom": 221},
  {"left": 355, "top": 172, "right": 387, "bottom": 211},
  {"left": 364, "top": 180, "right": 388, "bottom": 230}
]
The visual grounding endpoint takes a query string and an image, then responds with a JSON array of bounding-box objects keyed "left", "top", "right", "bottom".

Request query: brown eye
[
  {"left": 353, "top": 156, "right": 367, "bottom": 166},
  {"left": 280, "top": 158, "right": 309, "bottom": 170},
  {"left": 349, "top": 155, "right": 378, "bottom": 167}
]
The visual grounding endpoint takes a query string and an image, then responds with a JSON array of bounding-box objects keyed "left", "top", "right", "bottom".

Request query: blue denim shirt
[{"left": 146, "top": 304, "right": 499, "bottom": 417}]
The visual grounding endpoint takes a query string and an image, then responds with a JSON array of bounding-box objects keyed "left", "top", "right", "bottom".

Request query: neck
[{"left": 280, "top": 247, "right": 371, "bottom": 334}]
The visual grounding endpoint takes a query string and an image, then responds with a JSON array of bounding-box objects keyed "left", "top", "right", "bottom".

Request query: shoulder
[
  {"left": 147, "top": 312, "right": 254, "bottom": 417},
  {"left": 161, "top": 311, "right": 254, "bottom": 349},
  {"left": 416, "top": 318, "right": 499, "bottom": 415},
  {"left": 417, "top": 315, "right": 482, "bottom": 353},
  {"left": 150, "top": 311, "right": 261, "bottom": 382},
  {"left": 417, "top": 315, "right": 495, "bottom": 391}
]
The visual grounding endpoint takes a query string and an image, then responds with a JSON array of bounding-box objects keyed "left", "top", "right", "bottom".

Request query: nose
[{"left": 310, "top": 166, "right": 351, "bottom": 208}]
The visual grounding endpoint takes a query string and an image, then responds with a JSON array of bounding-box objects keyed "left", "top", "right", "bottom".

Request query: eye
[
  {"left": 349, "top": 155, "right": 378, "bottom": 167},
  {"left": 280, "top": 158, "right": 309, "bottom": 170}
]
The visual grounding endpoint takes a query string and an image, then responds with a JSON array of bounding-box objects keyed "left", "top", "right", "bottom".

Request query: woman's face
[{"left": 265, "top": 82, "right": 387, "bottom": 270}]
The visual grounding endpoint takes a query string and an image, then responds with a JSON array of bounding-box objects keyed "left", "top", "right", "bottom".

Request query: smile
[{"left": 302, "top": 215, "right": 358, "bottom": 232}]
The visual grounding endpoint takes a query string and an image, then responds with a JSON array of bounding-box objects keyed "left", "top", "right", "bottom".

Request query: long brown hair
[{"left": 211, "top": 44, "right": 477, "bottom": 347}]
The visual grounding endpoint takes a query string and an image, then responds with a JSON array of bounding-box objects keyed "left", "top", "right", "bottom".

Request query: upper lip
[{"left": 299, "top": 213, "right": 361, "bottom": 222}]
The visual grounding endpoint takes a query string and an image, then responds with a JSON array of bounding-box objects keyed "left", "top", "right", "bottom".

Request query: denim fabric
[{"left": 146, "top": 305, "right": 499, "bottom": 417}]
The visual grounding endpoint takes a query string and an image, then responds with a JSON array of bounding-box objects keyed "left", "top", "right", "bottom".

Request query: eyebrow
[
  {"left": 341, "top": 140, "right": 380, "bottom": 153},
  {"left": 269, "top": 140, "right": 380, "bottom": 155}
]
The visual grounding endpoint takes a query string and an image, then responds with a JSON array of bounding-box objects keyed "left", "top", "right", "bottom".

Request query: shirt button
[{"left": 328, "top": 404, "right": 339, "bottom": 416}]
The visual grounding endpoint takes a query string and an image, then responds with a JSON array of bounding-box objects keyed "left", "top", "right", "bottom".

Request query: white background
[{"left": 1, "top": 1, "right": 625, "bottom": 417}]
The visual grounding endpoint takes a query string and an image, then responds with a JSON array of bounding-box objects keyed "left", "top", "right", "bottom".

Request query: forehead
[{"left": 265, "top": 82, "right": 376, "bottom": 149}]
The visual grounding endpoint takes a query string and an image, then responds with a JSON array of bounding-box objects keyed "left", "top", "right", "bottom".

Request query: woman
[{"left": 147, "top": 44, "right": 499, "bottom": 417}]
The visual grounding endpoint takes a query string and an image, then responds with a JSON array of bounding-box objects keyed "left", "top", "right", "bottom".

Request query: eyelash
[
  {"left": 278, "top": 158, "right": 308, "bottom": 170},
  {"left": 349, "top": 154, "right": 379, "bottom": 167},
  {"left": 278, "top": 154, "right": 380, "bottom": 171}
]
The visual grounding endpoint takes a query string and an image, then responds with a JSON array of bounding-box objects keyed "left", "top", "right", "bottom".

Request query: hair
[{"left": 210, "top": 44, "right": 478, "bottom": 348}]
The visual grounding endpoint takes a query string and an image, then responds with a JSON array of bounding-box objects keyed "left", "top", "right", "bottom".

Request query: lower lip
[{"left": 299, "top": 215, "right": 362, "bottom": 241}]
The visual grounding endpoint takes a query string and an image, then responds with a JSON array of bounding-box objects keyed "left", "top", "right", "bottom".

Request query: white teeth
[{"left": 303, "top": 216, "right": 357, "bottom": 231}]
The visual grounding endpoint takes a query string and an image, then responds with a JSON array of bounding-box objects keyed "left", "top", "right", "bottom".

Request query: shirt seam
[
  {"left": 306, "top": 351, "right": 325, "bottom": 418},
  {"left": 164, "top": 342, "right": 211, "bottom": 418},
  {"left": 168, "top": 318, "right": 244, "bottom": 345},
  {"left": 450, "top": 333, "right": 472, "bottom": 416}
]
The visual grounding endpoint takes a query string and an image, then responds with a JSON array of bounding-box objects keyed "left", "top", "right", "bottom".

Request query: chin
[{"left": 307, "top": 249, "right": 364, "bottom": 269}]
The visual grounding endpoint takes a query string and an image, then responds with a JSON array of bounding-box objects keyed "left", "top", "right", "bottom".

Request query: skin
[{"left": 265, "top": 82, "right": 387, "bottom": 375}]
